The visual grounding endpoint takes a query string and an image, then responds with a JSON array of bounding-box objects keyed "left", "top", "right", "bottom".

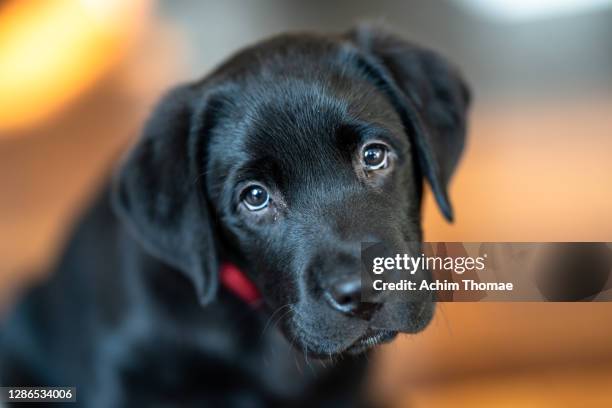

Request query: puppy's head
[{"left": 113, "top": 26, "right": 470, "bottom": 357}]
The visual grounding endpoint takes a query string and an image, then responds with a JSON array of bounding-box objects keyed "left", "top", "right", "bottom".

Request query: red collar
[{"left": 219, "top": 262, "right": 262, "bottom": 306}]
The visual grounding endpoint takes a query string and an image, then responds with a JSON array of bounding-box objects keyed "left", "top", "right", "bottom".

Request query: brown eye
[
  {"left": 362, "top": 143, "right": 389, "bottom": 170},
  {"left": 242, "top": 185, "right": 269, "bottom": 211}
]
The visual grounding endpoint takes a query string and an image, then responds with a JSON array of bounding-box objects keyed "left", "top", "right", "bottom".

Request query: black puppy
[{"left": 0, "top": 26, "right": 469, "bottom": 407}]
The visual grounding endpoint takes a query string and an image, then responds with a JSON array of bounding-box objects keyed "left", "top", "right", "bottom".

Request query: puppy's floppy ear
[
  {"left": 112, "top": 84, "right": 220, "bottom": 305},
  {"left": 348, "top": 26, "right": 471, "bottom": 221}
]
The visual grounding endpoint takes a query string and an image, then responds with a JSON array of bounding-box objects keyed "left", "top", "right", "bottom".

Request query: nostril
[
  {"left": 338, "top": 293, "right": 355, "bottom": 306},
  {"left": 326, "top": 277, "right": 380, "bottom": 320},
  {"left": 330, "top": 278, "right": 361, "bottom": 308}
]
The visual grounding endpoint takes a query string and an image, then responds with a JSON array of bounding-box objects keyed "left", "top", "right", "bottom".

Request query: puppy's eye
[
  {"left": 362, "top": 143, "right": 389, "bottom": 170},
  {"left": 242, "top": 185, "right": 269, "bottom": 211}
]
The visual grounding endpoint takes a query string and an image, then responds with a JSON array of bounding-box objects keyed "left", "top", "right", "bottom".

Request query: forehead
[
  {"left": 205, "top": 70, "right": 407, "bottom": 201},
  {"left": 236, "top": 76, "right": 404, "bottom": 160},
  {"left": 245, "top": 81, "right": 348, "bottom": 160}
]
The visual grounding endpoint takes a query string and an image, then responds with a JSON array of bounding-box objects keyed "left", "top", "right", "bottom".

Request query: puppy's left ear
[
  {"left": 112, "top": 84, "right": 221, "bottom": 305},
  {"left": 348, "top": 26, "right": 471, "bottom": 221}
]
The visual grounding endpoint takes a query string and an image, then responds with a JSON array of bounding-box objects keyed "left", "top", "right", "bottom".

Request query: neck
[{"left": 219, "top": 262, "right": 263, "bottom": 306}]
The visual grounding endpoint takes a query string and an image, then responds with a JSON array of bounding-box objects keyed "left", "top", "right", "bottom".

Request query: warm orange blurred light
[{"left": 0, "top": 0, "right": 150, "bottom": 134}]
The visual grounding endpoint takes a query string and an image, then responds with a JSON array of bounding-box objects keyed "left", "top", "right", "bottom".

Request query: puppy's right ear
[{"left": 112, "top": 84, "right": 220, "bottom": 305}]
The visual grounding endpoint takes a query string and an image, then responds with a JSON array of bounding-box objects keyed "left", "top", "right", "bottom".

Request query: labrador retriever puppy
[{"left": 0, "top": 26, "right": 470, "bottom": 407}]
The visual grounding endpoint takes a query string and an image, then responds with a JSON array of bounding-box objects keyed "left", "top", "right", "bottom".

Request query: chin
[
  {"left": 343, "top": 329, "right": 398, "bottom": 355},
  {"left": 287, "top": 323, "right": 399, "bottom": 359}
]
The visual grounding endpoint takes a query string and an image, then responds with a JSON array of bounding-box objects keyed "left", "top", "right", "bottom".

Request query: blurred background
[{"left": 1, "top": 0, "right": 611, "bottom": 406}]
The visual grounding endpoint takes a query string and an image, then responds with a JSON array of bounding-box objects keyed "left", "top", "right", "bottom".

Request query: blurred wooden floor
[
  {"left": 402, "top": 366, "right": 612, "bottom": 408},
  {"left": 1, "top": 31, "right": 612, "bottom": 406}
]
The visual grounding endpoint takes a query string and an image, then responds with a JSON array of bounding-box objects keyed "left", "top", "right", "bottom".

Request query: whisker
[
  {"left": 294, "top": 353, "right": 303, "bottom": 375},
  {"left": 265, "top": 307, "right": 294, "bottom": 360},
  {"left": 437, "top": 302, "right": 453, "bottom": 337},
  {"left": 259, "top": 303, "right": 291, "bottom": 340}
]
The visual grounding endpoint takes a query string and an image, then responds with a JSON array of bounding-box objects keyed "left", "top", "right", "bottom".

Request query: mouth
[
  {"left": 345, "top": 329, "right": 397, "bottom": 354},
  {"left": 288, "top": 326, "right": 398, "bottom": 358}
]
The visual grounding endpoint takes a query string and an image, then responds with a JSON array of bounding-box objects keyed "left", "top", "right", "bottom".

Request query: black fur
[{"left": 0, "top": 26, "right": 469, "bottom": 407}]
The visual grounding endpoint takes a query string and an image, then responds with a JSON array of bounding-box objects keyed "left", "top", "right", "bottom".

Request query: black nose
[{"left": 326, "top": 276, "right": 380, "bottom": 320}]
